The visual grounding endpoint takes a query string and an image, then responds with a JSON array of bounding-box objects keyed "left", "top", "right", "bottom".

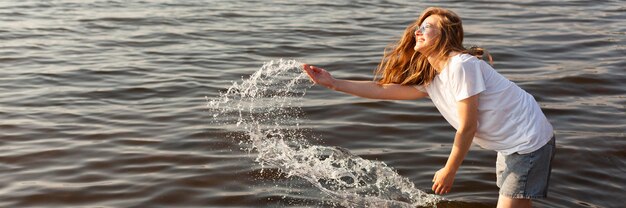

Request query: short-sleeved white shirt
[{"left": 416, "top": 54, "right": 553, "bottom": 155}]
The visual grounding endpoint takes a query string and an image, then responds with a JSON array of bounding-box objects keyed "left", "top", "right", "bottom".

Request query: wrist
[
  {"left": 328, "top": 78, "right": 339, "bottom": 90},
  {"left": 444, "top": 164, "right": 460, "bottom": 173}
]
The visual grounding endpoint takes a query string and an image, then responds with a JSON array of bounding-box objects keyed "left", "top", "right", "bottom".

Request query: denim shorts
[{"left": 496, "top": 135, "right": 556, "bottom": 199}]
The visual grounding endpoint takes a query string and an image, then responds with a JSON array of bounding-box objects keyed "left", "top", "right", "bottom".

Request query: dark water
[{"left": 1, "top": 0, "right": 625, "bottom": 207}]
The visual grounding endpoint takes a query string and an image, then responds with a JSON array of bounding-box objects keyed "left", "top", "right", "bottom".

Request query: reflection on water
[{"left": 0, "top": 0, "right": 624, "bottom": 207}]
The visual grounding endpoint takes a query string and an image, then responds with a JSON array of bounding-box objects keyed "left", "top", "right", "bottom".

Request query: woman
[{"left": 302, "top": 7, "right": 555, "bottom": 208}]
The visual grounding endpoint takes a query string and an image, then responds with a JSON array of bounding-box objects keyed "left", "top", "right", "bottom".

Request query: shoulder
[
  {"left": 451, "top": 53, "right": 481, "bottom": 67},
  {"left": 447, "top": 54, "right": 481, "bottom": 74}
]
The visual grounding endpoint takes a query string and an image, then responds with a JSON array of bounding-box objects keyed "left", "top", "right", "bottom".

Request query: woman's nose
[{"left": 414, "top": 27, "right": 422, "bottom": 36}]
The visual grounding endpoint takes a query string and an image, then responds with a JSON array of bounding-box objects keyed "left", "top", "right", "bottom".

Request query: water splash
[{"left": 207, "top": 59, "right": 442, "bottom": 207}]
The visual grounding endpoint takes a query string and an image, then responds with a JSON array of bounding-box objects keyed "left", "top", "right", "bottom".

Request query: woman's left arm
[{"left": 432, "top": 94, "right": 479, "bottom": 195}]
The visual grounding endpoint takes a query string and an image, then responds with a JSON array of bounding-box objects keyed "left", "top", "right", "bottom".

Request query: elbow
[{"left": 457, "top": 124, "right": 478, "bottom": 137}]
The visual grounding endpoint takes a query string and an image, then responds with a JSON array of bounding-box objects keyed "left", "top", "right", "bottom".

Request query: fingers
[
  {"left": 309, "top": 65, "right": 321, "bottom": 72},
  {"left": 438, "top": 185, "right": 450, "bottom": 194},
  {"left": 302, "top": 64, "right": 319, "bottom": 74},
  {"left": 301, "top": 64, "right": 334, "bottom": 88},
  {"left": 432, "top": 182, "right": 451, "bottom": 195},
  {"left": 302, "top": 64, "right": 312, "bottom": 73},
  {"left": 436, "top": 184, "right": 443, "bottom": 195},
  {"left": 432, "top": 178, "right": 442, "bottom": 194},
  {"left": 431, "top": 172, "right": 451, "bottom": 195},
  {"left": 301, "top": 64, "right": 317, "bottom": 83},
  {"left": 302, "top": 63, "right": 326, "bottom": 73},
  {"left": 302, "top": 63, "right": 324, "bottom": 77}
]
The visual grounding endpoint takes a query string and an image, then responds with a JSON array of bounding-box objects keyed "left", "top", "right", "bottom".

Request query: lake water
[{"left": 1, "top": 0, "right": 624, "bottom": 207}]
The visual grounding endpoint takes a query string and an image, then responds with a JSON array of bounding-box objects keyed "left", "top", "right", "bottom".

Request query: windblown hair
[{"left": 375, "top": 7, "right": 492, "bottom": 86}]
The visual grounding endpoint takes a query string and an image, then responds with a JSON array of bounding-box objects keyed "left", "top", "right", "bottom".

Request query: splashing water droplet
[{"left": 207, "top": 59, "right": 442, "bottom": 207}]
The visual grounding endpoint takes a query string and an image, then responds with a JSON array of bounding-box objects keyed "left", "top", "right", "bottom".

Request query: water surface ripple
[{"left": 0, "top": 0, "right": 624, "bottom": 207}]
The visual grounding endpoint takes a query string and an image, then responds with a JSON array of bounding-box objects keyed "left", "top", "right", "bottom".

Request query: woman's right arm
[{"left": 303, "top": 64, "right": 428, "bottom": 100}]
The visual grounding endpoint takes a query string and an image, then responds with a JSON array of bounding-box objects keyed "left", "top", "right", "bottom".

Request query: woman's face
[{"left": 414, "top": 15, "right": 440, "bottom": 53}]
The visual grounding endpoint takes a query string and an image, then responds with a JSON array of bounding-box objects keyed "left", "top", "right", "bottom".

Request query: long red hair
[{"left": 375, "top": 7, "right": 491, "bottom": 86}]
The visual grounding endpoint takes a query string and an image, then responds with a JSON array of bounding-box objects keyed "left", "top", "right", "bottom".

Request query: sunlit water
[
  {"left": 208, "top": 60, "right": 441, "bottom": 207},
  {"left": 0, "top": 0, "right": 624, "bottom": 207}
]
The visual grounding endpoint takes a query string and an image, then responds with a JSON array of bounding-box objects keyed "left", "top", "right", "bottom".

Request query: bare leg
[{"left": 497, "top": 194, "right": 532, "bottom": 208}]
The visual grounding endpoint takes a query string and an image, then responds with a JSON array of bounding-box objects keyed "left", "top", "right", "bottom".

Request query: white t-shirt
[{"left": 416, "top": 54, "right": 553, "bottom": 155}]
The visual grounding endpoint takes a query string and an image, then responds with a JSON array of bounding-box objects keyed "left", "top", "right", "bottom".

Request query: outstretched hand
[{"left": 302, "top": 64, "right": 336, "bottom": 89}]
